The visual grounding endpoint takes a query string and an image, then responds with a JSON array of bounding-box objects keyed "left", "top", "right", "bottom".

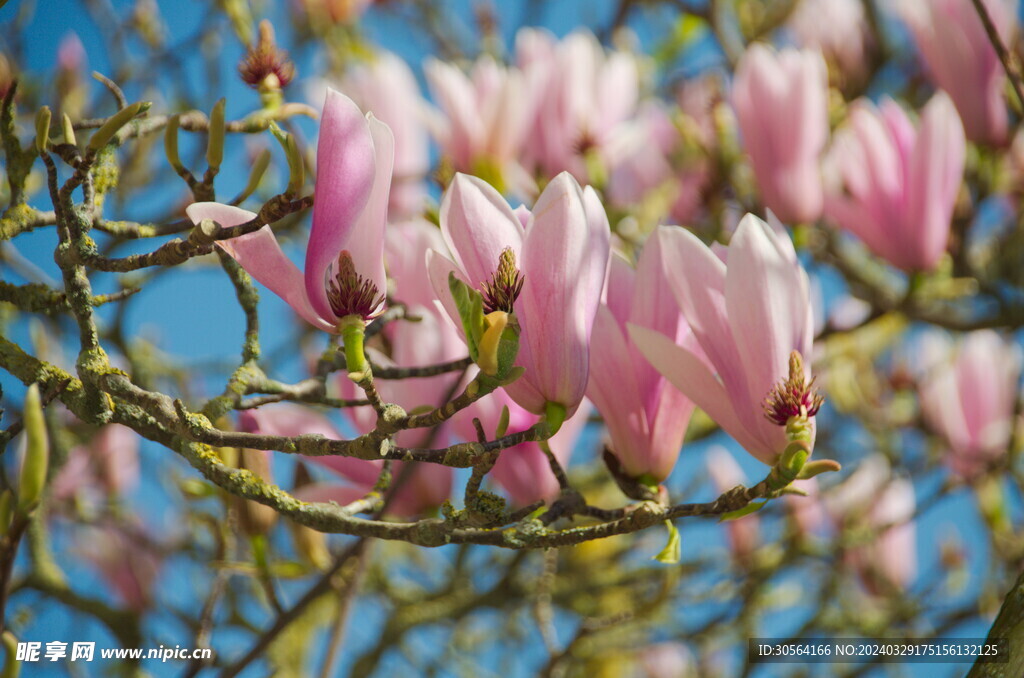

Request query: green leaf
[
  {"left": 448, "top": 272, "right": 484, "bottom": 361},
  {"left": 654, "top": 520, "right": 681, "bottom": 564},
  {"left": 719, "top": 500, "right": 767, "bottom": 522}
]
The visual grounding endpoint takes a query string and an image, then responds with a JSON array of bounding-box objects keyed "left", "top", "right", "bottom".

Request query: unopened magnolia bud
[
  {"left": 164, "top": 113, "right": 185, "bottom": 173},
  {"left": 206, "top": 98, "right": 226, "bottom": 172},
  {"left": 18, "top": 384, "right": 49, "bottom": 514},
  {"left": 34, "top": 106, "right": 51, "bottom": 154},
  {"left": 88, "top": 100, "right": 151, "bottom": 153},
  {"left": 1, "top": 631, "right": 18, "bottom": 678},
  {"left": 61, "top": 113, "right": 76, "bottom": 146},
  {"left": 235, "top": 147, "right": 271, "bottom": 203}
]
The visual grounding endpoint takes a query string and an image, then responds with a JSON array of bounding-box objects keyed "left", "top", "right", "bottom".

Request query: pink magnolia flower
[
  {"left": 639, "top": 642, "right": 695, "bottom": 678},
  {"left": 900, "top": 0, "right": 1017, "bottom": 146},
  {"left": 824, "top": 92, "right": 965, "bottom": 272},
  {"left": 452, "top": 388, "right": 589, "bottom": 505},
  {"left": 707, "top": 447, "right": 760, "bottom": 564},
  {"left": 630, "top": 215, "right": 815, "bottom": 465},
  {"left": 788, "top": 0, "right": 872, "bottom": 85},
  {"left": 428, "top": 172, "right": 610, "bottom": 417},
  {"left": 517, "top": 29, "right": 640, "bottom": 184},
  {"left": 188, "top": 88, "right": 394, "bottom": 331},
  {"left": 336, "top": 51, "right": 430, "bottom": 219},
  {"left": 51, "top": 424, "right": 140, "bottom": 506},
  {"left": 827, "top": 456, "right": 917, "bottom": 594},
  {"left": 731, "top": 45, "right": 829, "bottom": 224},
  {"left": 242, "top": 403, "right": 449, "bottom": 517},
  {"left": 300, "top": 0, "right": 375, "bottom": 24},
  {"left": 78, "top": 522, "right": 162, "bottom": 612},
  {"left": 425, "top": 54, "right": 540, "bottom": 197},
  {"left": 919, "top": 330, "right": 1022, "bottom": 479},
  {"left": 587, "top": 231, "right": 695, "bottom": 482}
]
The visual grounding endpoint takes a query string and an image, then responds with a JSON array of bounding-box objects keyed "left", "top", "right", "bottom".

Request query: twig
[{"left": 971, "top": 0, "right": 1024, "bottom": 114}]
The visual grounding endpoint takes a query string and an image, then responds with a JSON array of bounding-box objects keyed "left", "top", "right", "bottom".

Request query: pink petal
[
  {"left": 629, "top": 324, "right": 779, "bottom": 464},
  {"left": 512, "top": 174, "right": 608, "bottom": 415},
  {"left": 439, "top": 173, "right": 524, "bottom": 289},
  {"left": 306, "top": 88, "right": 378, "bottom": 321},
  {"left": 189, "top": 203, "right": 334, "bottom": 332},
  {"left": 725, "top": 215, "right": 811, "bottom": 415},
  {"left": 587, "top": 306, "right": 649, "bottom": 476}
]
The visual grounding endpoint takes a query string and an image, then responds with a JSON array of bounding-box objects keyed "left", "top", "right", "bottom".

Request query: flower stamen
[
  {"left": 481, "top": 247, "right": 524, "bottom": 314},
  {"left": 763, "top": 351, "right": 824, "bottom": 426},
  {"left": 326, "top": 250, "right": 383, "bottom": 320}
]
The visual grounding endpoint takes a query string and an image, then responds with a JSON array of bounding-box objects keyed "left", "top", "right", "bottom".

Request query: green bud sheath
[
  {"left": 34, "top": 106, "right": 51, "bottom": 154},
  {"left": 88, "top": 101, "right": 151, "bottom": 153},
  {"left": 18, "top": 384, "right": 49, "bottom": 514},
  {"left": 164, "top": 113, "right": 184, "bottom": 172},
  {"left": 544, "top": 401, "right": 567, "bottom": 437},
  {"left": 206, "top": 97, "right": 226, "bottom": 172}
]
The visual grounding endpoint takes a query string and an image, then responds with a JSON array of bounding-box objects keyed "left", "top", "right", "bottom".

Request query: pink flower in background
[
  {"left": 78, "top": 523, "right": 162, "bottom": 612},
  {"left": 333, "top": 51, "right": 430, "bottom": 219},
  {"left": 428, "top": 172, "right": 610, "bottom": 417},
  {"left": 452, "top": 389, "right": 589, "bottom": 505},
  {"left": 631, "top": 215, "right": 815, "bottom": 465},
  {"left": 919, "top": 330, "right": 1022, "bottom": 478},
  {"left": 827, "top": 456, "right": 917, "bottom": 594},
  {"left": 299, "top": 0, "right": 375, "bottom": 24},
  {"left": 518, "top": 29, "right": 640, "bottom": 184},
  {"left": 707, "top": 447, "right": 760, "bottom": 563},
  {"left": 57, "top": 32, "right": 86, "bottom": 72},
  {"left": 587, "top": 231, "right": 695, "bottom": 482},
  {"left": 824, "top": 92, "right": 965, "bottom": 272},
  {"left": 731, "top": 45, "right": 828, "bottom": 223},
  {"left": 425, "top": 54, "right": 540, "bottom": 197},
  {"left": 190, "top": 88, "right": 394, "bottom": 330},
  {"left": 788, "top": 0, "right": 872, "bottom": 84},
  {"left": 639, "top": 642, "right": 696, "bottom": 678},
  {"left": 900, "top": 0, "right": 1017, "bottom": 146},
  {"left": 51, "top": 424, "right": 139, "bottom": 506},
  {"left": 242, "top": 404, "right": 449, "bottom": 518}
]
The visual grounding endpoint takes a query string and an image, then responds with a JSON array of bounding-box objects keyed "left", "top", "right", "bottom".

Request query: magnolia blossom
[
  {"left": 299, "top": 0, "right": 374, "bottom": 24},
  {"left": 51, "top": 424, "right": 139, "bottom": 506},
  {"left": 334, "top": 51, "right": 430, "bottom": 219},
  {"left": 517, "top": 29, "right": 640, "bottom": 184},
  {"left": 243, "top": 403, "right": 449, "bottom": 517},
  {"left": 919, "top": 331, "right": 1022, "bottom": 478},
  {"left": 428, "top": 172, "right": 610, "bottom": 417},
  {"left": 827, "top": 456, "right": 917, "bottom": 594},
  {"left": 707, "top": 447, "right": 760, "bottom": 563},
  {"left": 788, "top": 0, "right": 871, "bottom": 84},
  {"left": 824, "top": 92, "right": 965, "bottom": 272},
  {"left": 588, "top": 232, "right": 695, "bottom": 482},
  {"left": 631, "top": 215, "right": 815, "bottom": 465},
  {"left": 190, "top": 88, "right": 394, "bottom": 331},
  {"left": 78, "top": 523, "right": 162, "bottom": 612},
  {"left": 452, "top": 388, "right": 589, "bottom": 505},
  {"left": 901, "top": 0, "right": 1017, "bottom": 145},
  {"left": 731, "top": 45, "right": 828, "bottom": 224},
  {"left": 425, "top": 54, "right": 540, "bottom": 197}
]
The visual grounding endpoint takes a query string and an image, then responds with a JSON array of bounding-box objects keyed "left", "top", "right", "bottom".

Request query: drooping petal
[
  {"left": 306, "top": 88, "right": 378, "bottom": 321},
  {"left": 190, "top": 203, "right": 334, "bottom": 332},
  {"left": 630, "top": 324, "right": 780, "bottom": 463}
]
